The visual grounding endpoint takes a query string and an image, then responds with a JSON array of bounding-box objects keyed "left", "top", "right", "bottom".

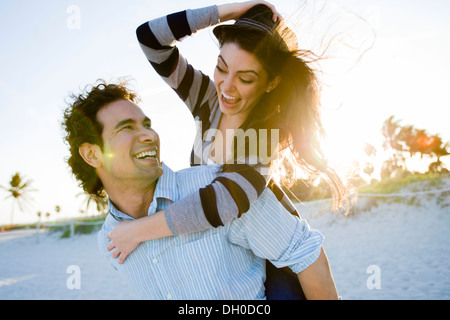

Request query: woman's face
[{"left": 214, "top": 42, "right": 275, "bottom": 126}]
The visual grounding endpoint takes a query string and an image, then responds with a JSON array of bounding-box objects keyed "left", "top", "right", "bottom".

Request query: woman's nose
[{"left": 221, "top": 75, "right": 236, "bottom": 93}]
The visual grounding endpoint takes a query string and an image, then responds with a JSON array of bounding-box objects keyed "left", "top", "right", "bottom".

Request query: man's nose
[{"left": 138, "top": 127, "right": 158, "bottom": 143}]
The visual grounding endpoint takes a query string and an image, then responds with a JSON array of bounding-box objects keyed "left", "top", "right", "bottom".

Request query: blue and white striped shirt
[{"left": 98, "top": 163, "right": 324, "bottom": 300}]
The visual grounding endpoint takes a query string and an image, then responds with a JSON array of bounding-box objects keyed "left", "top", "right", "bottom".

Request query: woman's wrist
[
  {"left": 217, "top": 2, "right": 251, "bottom": 22},
  {"left": 217, "top": 2, "right": 280, "bottom": 23},
  {"left": 134, "top": 210, "right": 173, "bottom": 242},
  {"left": 217, "top": 3, "right": 237, "bottom": 22}
]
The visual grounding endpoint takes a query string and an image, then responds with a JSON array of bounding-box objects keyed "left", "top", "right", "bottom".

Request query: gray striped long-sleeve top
[{"left": 137, "top": 5, "right": 299, "bottom": 235}]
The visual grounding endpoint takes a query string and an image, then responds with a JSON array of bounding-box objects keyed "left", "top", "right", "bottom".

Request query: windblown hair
[
  {"left": 61, "top": 80, "right": 139, "bottom": 198},
  {"left": 215, "top": 5, "right": 347, "bottom": 209}
]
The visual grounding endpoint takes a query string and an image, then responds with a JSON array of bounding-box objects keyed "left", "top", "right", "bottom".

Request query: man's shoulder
[
  {"left": 250, "top": 187, "right": 276, "bottom": 208},
  {"left": 176, "top": 164, "right": 221, "bottom": 175},
  {"left": 172, "top": 164, "right": 221, "bottom": 197},
  {"left": 233, "top": 187, "right": 298, "bottom": 226},
  {"left": 175, "top": 164, "right": 220, "bottom": 183},
  {"left": 160, "top": 162, "right": 219, "bottom": 185},
  {"left": 97, "top": 214, "right": 117, "bottom": 246},
  {"left": 101, "top": 213, "right": 118, "bottom": 229}
]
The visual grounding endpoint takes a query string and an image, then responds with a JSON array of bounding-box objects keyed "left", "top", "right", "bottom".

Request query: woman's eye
[
  {"left": 239, "top": 78, "right": 253, "bottom": 84},
  {"left": 216, "top": 65, "right": 226, "bottom": 73}
]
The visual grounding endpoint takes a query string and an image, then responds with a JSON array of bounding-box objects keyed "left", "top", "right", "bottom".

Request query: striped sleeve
[
  {"left": 165, "top": 164, "right": 266, "bottom": 235},
  {"left": 136, "top": 6, "right": 218, "bottom": 115},
  {"left": 227, "top": 188, "right": 324, "bottom": 274},
  {"left": 136, "top": 6, "right": 300, "bottom": 236}
]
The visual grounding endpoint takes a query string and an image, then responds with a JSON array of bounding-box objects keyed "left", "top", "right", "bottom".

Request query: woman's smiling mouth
[{"left": 221, "top": 92, "right": 241, "bottom": 107}]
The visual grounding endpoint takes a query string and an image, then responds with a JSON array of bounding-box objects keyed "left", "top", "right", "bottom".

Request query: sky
[{"left": 1, "top": 0, "right": 449, "bottom": 225}]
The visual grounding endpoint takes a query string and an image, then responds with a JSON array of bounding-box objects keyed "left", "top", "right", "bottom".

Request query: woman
[{"left": 108, "top": 1, "right": 345, "bottom": 299}]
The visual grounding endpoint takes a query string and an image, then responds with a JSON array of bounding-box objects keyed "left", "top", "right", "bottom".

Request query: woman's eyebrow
[
  {"left": 237, "top": 69, "right": 259, "bottom": 77},
  {"left": 218, "top": 55, "right": 228, "bottom": 67},
  {"left": 218, "top": 55, "right": 259, "bottom": 77}
]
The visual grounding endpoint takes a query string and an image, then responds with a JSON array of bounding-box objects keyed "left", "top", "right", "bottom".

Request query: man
[{"left": 62, "top": 80, "right": 338, "bottom": 300}]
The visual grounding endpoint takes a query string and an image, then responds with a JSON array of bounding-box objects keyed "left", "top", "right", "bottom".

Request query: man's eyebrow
[
  {"left": 114, "top": 117, "right": 151, "bottom": 130},
  {"left": 218, "top": 55, "right": 259, "bottom": 77},
  {"left": 114, "top": 119, "right": 136, "bottom": 130}
]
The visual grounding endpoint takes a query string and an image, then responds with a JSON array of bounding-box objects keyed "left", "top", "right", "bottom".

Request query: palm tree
[
  {"left": 77, "top": 192, "right": 108, "bottom": 216},
  {"left": 0, "top": 172, "right": 36, "bottom": 229},
  {"left": 363, "top": 143, "right": 377, "bottom": 158},
  {"left": 382, "top": 116, "right": 402, "bottom": 151},
  {"left": 362, "top": 143, "right": 376, "bottom": 180},
  {"left": 396, "top": 125, "right": 416, "bottom": 157},
  {"left": 381, "top": 116, "right": 407, "bottom": 176},
  {"left": 429, "top": 139, "right": 450, "bottom": 173}
]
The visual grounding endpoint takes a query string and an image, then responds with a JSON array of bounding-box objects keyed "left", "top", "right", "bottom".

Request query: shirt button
[
  {"left": 167, "top": 293, "right": 172, "bottom": 299},
  {"left": 152, "top": 258, "right": 158, "bottom": 264}
]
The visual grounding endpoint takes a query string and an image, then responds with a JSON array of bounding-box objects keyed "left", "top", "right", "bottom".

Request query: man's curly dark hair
[{"left": 61, "top": 79, "right": 139, "bottom": 198}]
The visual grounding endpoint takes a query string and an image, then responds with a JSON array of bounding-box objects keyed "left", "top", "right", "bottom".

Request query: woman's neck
[{"left": 220, "top": 113, "right": 247, "bottom": 131}]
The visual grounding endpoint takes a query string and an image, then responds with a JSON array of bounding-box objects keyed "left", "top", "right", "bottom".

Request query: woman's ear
[
  {"left": 79, "top": 143, "right": 102, "bottom": 168},
  {"left": 265, "top": 76, "right": 281, "bottom": 93}
]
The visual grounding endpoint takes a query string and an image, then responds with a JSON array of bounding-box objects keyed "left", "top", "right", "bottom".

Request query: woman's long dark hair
[{"left": 216, "top": 13, "right": 348, "bottom": 210}]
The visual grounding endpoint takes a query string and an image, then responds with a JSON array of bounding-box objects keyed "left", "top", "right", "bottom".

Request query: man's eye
[{"left": 119, "top": 125, "right": 133, "bottom": 131}]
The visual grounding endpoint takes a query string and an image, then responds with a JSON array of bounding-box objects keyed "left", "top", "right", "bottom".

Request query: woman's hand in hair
[{"left": 218, "top": 1, "right": 282, "bottom": 23}]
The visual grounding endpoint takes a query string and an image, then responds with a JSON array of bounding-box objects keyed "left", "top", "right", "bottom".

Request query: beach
[{"left": 1, "top": 179, "right": 449, "bottom": 300}]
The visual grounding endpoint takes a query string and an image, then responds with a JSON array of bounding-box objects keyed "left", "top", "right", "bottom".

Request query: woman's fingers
[
  {"left": 107, "top": 239, "right": 130, "bottom": 264},
  {"left": 107, "top": 240, "right": 114, "bottom": 251},
  {"left": 255, "top": 1, "right": 283, "bottom": 22},
  {"left": 112, "top": 248, "right": 121, "bottom": 259},
  {"left": 118, "top": 251, "right": 129, "bottom": 265}
]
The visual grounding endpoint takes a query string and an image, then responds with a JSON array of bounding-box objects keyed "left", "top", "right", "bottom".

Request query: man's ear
[
  {"left": 265, "top": 76, "right": 281, "bottom": 93},
  {"left": 79, "top": 143, "right": 102, "bottom": 168}
]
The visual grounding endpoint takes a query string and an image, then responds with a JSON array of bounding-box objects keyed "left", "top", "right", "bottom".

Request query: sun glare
[{"left": 321, "top": 116, "right": 385, "bottom": 183}]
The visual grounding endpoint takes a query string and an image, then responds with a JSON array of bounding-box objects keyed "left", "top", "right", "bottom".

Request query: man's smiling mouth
[{"left": 135, "top": 147, "right": 158, "bottom": 159}]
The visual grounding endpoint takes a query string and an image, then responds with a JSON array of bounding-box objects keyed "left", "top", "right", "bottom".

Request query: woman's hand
[
  {"left": 218, "top": 1, "right": 282, "bottom": 23},
  {"left": 106, "top": 210, "right": 173, "bottom": 264},
  {"left": 107, "top": 220, "right": 142, "bottom": 264}
]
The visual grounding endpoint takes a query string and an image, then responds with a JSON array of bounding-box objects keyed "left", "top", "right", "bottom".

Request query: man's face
[{"left": 95, "top": 99, "right": 162, "bottom": 186}]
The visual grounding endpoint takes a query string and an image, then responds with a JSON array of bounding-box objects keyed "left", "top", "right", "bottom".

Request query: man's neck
[{"left": 106, "top": 181, "right": 157, "bottom": 220}]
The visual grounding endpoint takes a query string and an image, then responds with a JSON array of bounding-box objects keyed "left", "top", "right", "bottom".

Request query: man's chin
[
  {"left": 138, "top": 160, "right": 163, "bottom": 176},
  {"left": 135, "top": 157, "right": 161, "bottom": 167}
]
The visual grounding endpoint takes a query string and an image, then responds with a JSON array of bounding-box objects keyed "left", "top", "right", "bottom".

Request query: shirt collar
[
  {"left": 153, "top": 162, "right": 178, "bottom": 203},
  {"left": 108, "top": 162, "right": 178, "bottom": 221}
]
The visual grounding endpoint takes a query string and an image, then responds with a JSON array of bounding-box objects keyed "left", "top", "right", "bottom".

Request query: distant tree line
[
  {"left": 282, "top": 115, "right": 449, "bottom": 203},
  {"left": 380, "top": 115, "right": 449, "bottom": 179}
]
